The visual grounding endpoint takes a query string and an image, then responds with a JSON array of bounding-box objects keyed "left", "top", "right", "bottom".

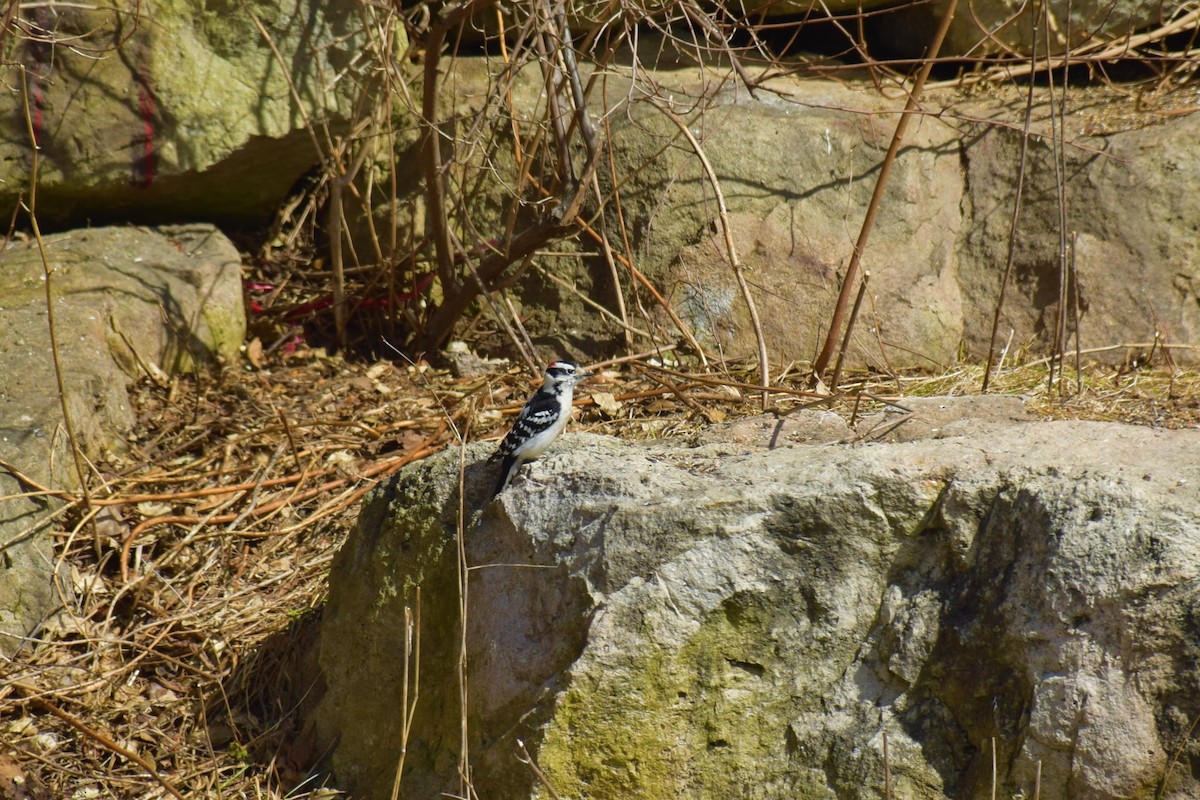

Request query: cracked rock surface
[{"left": 317, "top": 421, "right": 1200, "bottom": 800}]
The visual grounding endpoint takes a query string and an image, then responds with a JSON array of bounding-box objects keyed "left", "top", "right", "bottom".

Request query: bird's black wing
[{"left": 491, "top": 391, "right": 560, "bottom": 460}]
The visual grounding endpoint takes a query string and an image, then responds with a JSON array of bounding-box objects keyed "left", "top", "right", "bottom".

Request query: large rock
[
  {"left": 609, "top": 79, "right": 965, "bottom": 370},
  {"left": 596, "top": 74, "right": 1200, "bottom": 367},
  {"left": 0, "top": 0, "right": 378, "bottom": 227},
  {"left": 0, "top": 225, "right": 245, "bottom": 654},
  {"left": 959, "top": 103, "right": 1200, "bottom": 361},
  {"left": 873, "top": 0, "right": 1170, "bottom": 58},
  {"left": 316, "top": 420, "right": 1200, "bottom": 800}
]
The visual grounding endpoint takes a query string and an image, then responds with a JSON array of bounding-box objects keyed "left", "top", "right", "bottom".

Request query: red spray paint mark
[
  {"left": 30, "top": 81, "right": 44, "bottom": 147},
  {"left": 244, "top": 272, "right": 437, "bottom": 321},
  {"left": 25, "top": 7, "right": 52, "bottom": 149},
  {"left": 133, "top": 78, "right": 156, "bottom": 187}
]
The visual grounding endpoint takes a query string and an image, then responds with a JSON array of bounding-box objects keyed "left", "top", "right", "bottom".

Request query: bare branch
[{"left": 811, "top": 0, "right": 961, "bottom": 379}]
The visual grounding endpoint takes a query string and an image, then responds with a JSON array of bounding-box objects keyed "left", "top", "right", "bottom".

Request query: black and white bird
[{"left": 491, "top": 360, "right": 588, "bottom": 496}]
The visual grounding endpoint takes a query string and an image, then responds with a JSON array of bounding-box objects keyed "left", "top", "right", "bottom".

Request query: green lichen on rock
[
  {"left": 538, "top": 591, "right": 800, "bottom": 799},
  {"left": 539, "top": 646, "right": 682, "bottom": 799},
  {"left": 358, "top": 454, "right": 462, "bottom": 609},
  {"left": 316, "top": 444, "right": 495, "bottom": 800},
  {"left": 680, "top": 595, "right": 793, "bottom": 787}
]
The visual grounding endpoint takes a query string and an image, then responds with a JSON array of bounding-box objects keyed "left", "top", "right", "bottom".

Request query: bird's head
[{"left": 542, "top": 360, "right": 589, "bottom": 391}]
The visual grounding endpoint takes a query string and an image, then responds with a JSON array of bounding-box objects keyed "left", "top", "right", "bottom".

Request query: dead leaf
[
  {"left": 194, "top": 491, "right": 236, "bottom": 512},
  {"left": 245, "top": 337, "right": 264, "bottom": 369},
  {"left": 591, "top": 391, "right": 622, "bottom": 417},
  {"left": 0, "top": 752, "right": 48, "bottom": 800},
  {"left": 136, "top": 501, "right": 173, "bottom": 517}
]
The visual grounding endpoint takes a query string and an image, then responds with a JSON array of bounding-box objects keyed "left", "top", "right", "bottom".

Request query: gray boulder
[
  {"left": 0, "top": 225, "right": 245, "bottom": 654},
  {"left": 959, "top": 105, "right": 1200, "bottom": 362},
  {"left": 316, "top": 420, "right": 1200, "bottom": 800},
  {"left": 610, "top": 75, "right": 1200, "bottom": 368},
  {"left": 0, "top": 0, "right": 378, "bottom": 226},
  {"left": 611, "top": 79, "right": 966, "bottom": 371}
]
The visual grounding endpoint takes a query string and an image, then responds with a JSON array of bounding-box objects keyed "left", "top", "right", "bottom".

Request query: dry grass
[
  {"left": 1, "top": 338, "right": 1196, "bottom": 799},
  {"left": 2, "top": 0, "right": 1198, "bottom": 794},
  {"left": 884, "top": 357, "right": 1200, "bottom": 428}
]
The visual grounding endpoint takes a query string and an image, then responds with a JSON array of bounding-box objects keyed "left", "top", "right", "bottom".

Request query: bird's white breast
[{"left": 518, "top": 387, "right": 573, "bottom": 462}]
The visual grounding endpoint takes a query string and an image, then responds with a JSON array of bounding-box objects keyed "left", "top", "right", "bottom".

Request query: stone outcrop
[
  {"left": 0, "top": 0, "right": 380, "bottom": 227},
  {"left": 0, "top": 225, "right": 245, "bottom": 654},
  {"left": 316, "top": 419, "right": 1200, "bottom": 800},
  {"left": 874, "top": 0, "right": 1171, "bottom": 59},
  {"left": 958, "top": 101, "right": 1200, "bottom": 363},
  {"left": 599, "top": 78, "right": 1200, "bottom": 368}
]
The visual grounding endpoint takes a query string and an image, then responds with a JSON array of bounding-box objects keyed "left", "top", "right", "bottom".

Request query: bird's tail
[{"left": 492, "top": 454, "right": 517, "bottom": 498}]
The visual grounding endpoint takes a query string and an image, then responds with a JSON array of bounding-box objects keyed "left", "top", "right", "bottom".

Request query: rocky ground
[
  {"left": 1, "top": 334, "right": 1197, "bottom": 799},
  {"left": 3, "top": 3, "right": 1199, "bottom": 795}
]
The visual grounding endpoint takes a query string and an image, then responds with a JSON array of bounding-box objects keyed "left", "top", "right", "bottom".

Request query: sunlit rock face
[{"left": 316, "top": 421, "right": 1200, "bottom": 800}]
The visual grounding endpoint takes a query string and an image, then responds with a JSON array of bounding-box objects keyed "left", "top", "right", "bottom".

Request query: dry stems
[
  {"left": 0, "top": 345, "right": 1197, "bottom": 798},
  {"left": 4, "top": 0, "right": 1200, "bottom": 797}
]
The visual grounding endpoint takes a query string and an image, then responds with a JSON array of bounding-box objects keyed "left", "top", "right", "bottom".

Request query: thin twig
[
  {"left": 831, "top": 271, "right": 871, "bottom": 392},
  {"left": 390, "top": 594, "right": 421, "bottom": 800},
  {"left": 531, "top": 261, "right": 657, "bottom": 341},
  {"left": 641, "top": 363, "right": 828, "bottom": 399},
  {"left": 1158, "top": 709, "right": 1200, "bottom": 798},
  {"left": 681, "top": 0, "right": 759, "bottom": 97},
  {"left": 421, "top": 13, "right": 458, "bottom": 294},
  {"left": 0, "top": 458, "right": 75, "bottom": 500},
  {"left": 586, "top": 343, "right": 679, "bottom": 371},
  {"left": 516, "top": 739, "right": 565, "bottom": 800},
  {"left": 1044, "top": 0, "right": 1072, "bottom": 397},
  {"left": 534, "top": 0, "right": 575, "bottom": 191},
  {"left": 983, "top": 3, "right": 1040, "bottom": 392},
  {"left": 642, "top": 370, "right": 706, "bottom": 414},
  {"left": 883, "top": 729, "right": 893, "bottom": 800},
  {"left": 455, "top": 436, "right": 472, "bottom": 798},
  {"left": 991, "top": 736, "right": 998, "bottom": 800},
  {"left": 1071, "top": 230, "right": 1082, "bottom": 389},
  {"left": 19, "top": 67, "right": 97, "bottom": 554},
  {"left": 653, "top": 101, "right": 770, "bottom": 410},
  {"left": 329, "top": 173, "right": 349, "bottom": 345}
]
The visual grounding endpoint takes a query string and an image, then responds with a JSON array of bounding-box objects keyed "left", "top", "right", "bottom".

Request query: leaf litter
[{"left": 0, "top": 338, "right": 1196, "bottom": 799}]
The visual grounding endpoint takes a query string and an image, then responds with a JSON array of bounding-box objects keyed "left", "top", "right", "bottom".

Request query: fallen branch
[{"left": 120, "top": 430, "right": 446, "bottom": 582}]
